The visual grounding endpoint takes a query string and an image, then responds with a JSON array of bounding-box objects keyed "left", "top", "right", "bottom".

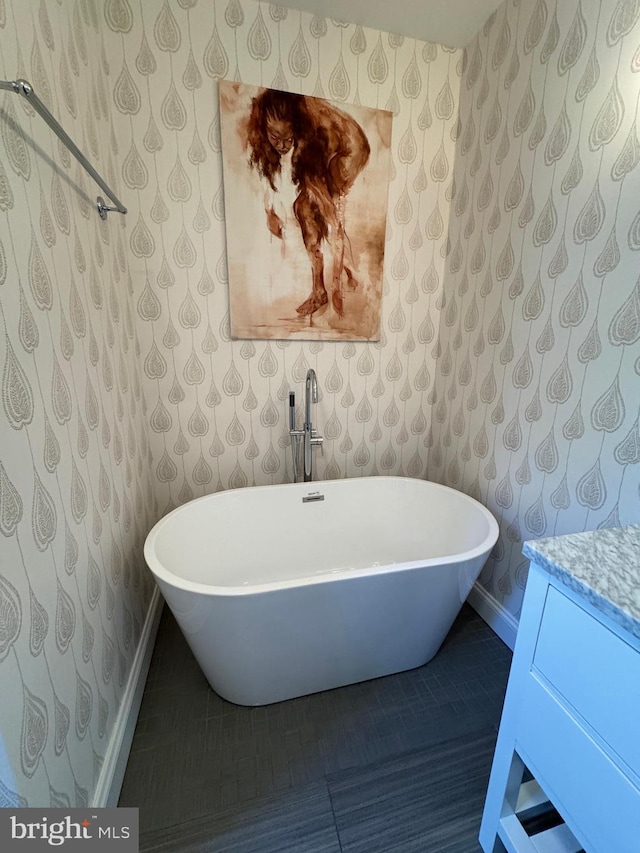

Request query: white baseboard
[
  {"left": 467, "top": 581, "right": 518, "bottom": 651},
  {"left": 92, "top": 585, "right": 163, "bottom": 807}
]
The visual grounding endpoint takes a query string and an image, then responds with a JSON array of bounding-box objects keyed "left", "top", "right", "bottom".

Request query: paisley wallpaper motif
[
  {"left": 0, "top": 0, "right": 155, "bottom": 808},
  {"left": 1, "top": 0, "right": 460, "bottom": 806},
  {"left": 108, "top": 0, "right": 461, "bottom": 512},
  {"left": 3, "top": 0, "right": 637, "bottom": 810},
  {"left": 429, "top": 0, "right": 640, "bottom": 618}
]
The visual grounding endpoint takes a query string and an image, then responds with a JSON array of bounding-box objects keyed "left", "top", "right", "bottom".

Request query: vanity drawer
[
  {"left": 518, "top": 671, "right": 640, "bottom": 853},
  {"left": 533, "top": 585, "right": 640, "bottom": 777}
]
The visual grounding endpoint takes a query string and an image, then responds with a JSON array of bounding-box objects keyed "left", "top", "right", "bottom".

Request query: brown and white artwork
[{"left": 219, "top": 80, "right": 392, "bottom": 341}]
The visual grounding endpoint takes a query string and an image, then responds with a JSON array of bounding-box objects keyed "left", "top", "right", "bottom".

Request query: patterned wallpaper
[
  {"left": 429, "top": 0, "right": 640, "bottom": 619},
  {"left": 0, "top": 1, "right": 155, "bottom": 807},
  {"left": 108, "top": 0, "right": 461, "bottom": 512},
  {"left": 0, "top": 0, "right": 461, "bottom": 807},
  {"left": 3, "top": 0, "right": 637, "bottom": 810}
]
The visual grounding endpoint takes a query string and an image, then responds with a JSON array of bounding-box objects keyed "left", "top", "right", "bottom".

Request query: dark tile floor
[{"left": 119, "top": 603, "right": 512, "bottom": 851}]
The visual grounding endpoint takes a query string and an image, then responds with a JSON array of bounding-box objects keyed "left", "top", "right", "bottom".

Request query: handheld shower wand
[
  {"left": 289, "top": 391, "right": 302, "bottom": 482},
  {"left": 289, "top": 391, "right": 296, "bottom": 432}
]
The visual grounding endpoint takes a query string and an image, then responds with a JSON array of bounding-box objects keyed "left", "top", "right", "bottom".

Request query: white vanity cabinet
[{"left": 479, "top": 526, "right": 640, "bottom": 853}]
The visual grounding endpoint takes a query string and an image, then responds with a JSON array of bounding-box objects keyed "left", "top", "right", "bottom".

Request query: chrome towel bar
[{"left": 0, "top": 78, "right": 127, "bottom": 219}]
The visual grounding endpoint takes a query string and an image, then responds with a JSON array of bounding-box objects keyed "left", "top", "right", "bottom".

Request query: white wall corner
[
  {"left": 468, "top": 581, "right": 518, "bottom": 652},
  {"left": 92, "top": 586, "right": 164, "bottom": 808}
]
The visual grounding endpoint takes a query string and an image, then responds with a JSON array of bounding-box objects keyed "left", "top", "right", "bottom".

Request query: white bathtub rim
[{"left": 144, "top": 477, "right": 499, "bottom": 597}]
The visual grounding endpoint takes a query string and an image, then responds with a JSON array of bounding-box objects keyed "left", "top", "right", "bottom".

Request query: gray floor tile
[
  {"left": 139, "top": 781, "right": 341, "bottom": 853},
  {"left": 327, "top": 727, "right": 496, "bottom": 853},
  {"left": 120, "top": 603, "right": 511, "bottom": 849}
]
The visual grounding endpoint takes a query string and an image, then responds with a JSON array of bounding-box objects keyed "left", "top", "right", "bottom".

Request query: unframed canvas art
[{"left": 219, "top": 80, "right": 392, "bottom": 341}]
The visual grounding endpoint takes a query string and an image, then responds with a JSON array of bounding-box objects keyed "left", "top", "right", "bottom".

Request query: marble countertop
[{"left": 523, "top": 525, "right": 640, "bottom": 640}]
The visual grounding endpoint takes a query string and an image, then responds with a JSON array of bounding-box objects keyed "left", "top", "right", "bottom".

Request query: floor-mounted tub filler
[{"left": 144, "top": 477, "right": 499, "bottom": 706}]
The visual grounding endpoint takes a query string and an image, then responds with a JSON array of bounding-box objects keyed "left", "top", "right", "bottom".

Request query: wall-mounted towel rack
[{"left": 0, "top": 78, "right": 127, "bottom": 220}]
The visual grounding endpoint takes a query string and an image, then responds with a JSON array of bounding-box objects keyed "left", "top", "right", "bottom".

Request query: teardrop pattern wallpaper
[
  {"left": 1, "top": 0, "right": 639, "bottom": 811},
  {"left": 108, "top": 0, "right": 461, "bottom": 512},
  {"left": 0, "top": 0, "right": 156, "bottom": 808},
  {"left": 428, "top": 0, "right": 640, "bottom": 618},
  {"left": 1, "top": 0, "right": 461, "bottom": 807}
]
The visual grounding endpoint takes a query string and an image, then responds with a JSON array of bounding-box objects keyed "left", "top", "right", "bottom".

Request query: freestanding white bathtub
[{"left": 144, "top": 476, "right": 499, "bottom": 706}]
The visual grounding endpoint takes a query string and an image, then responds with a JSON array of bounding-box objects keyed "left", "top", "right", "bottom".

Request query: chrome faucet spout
[
  {"left": 304, "top": 368, "right": 318, "bottom": 428},
  {"left": 289, "top": 370, "right": 322, "bottom": 483},
  {"left": 303, "top": 369, "right": 322, "bottom": 482}
]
